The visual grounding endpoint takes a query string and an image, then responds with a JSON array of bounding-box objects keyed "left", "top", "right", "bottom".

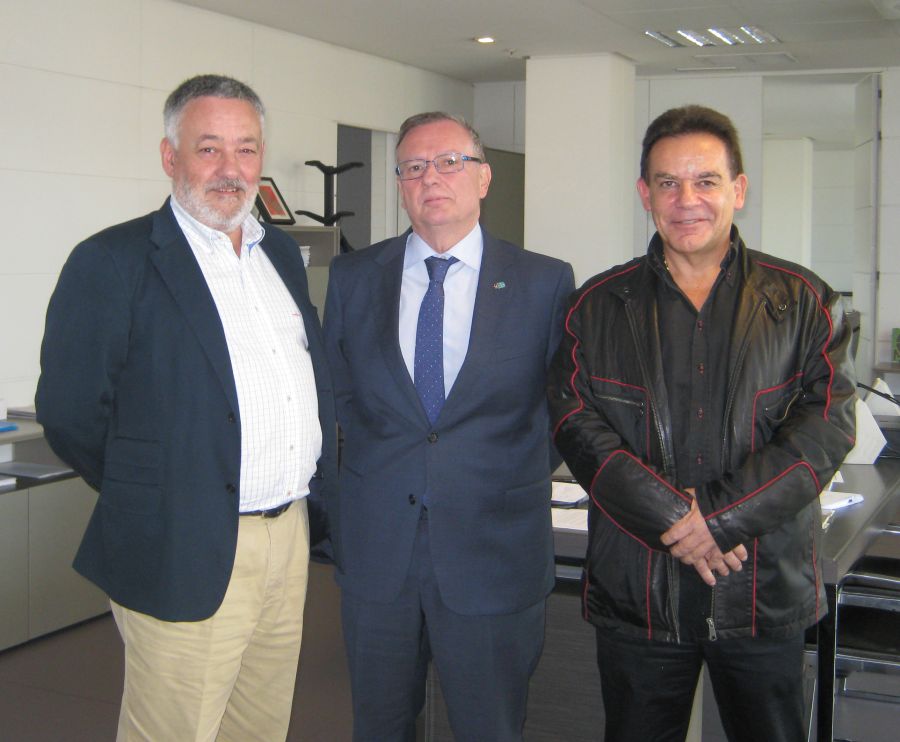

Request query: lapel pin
[{"left": 492, "top": 281, "right": 506, "bottom": 289}]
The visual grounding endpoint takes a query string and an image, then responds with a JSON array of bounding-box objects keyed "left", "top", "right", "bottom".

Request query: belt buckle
[{"left": 261, "top": 501, "right": 291, "bottom": 519}]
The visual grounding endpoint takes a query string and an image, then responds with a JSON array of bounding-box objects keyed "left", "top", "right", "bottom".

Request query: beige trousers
[{"left": 111, "top": 499, "right": 310, "bottom": 742}]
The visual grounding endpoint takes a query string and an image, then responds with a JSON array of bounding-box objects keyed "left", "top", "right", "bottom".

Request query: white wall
[
  {"left": 635, "top": 75, "right": 765, "bottom": 256},
  {"left": 877, "top": 67, "right": 900, "bottom": 387},
  {"left": 811, "top": 150, "right": 855, "bottom": 292},
  {"left": 524, "top": 54, "right": 635, "bottom": 284},
  {"left": 474, "top": 81, "right": 525, "bottom": 154},
  {"left": 761, "top": 138, "right": 813, "bottom": 267},
  {"left": 0, "top": 0, "right": 473, "bottom": 407}
]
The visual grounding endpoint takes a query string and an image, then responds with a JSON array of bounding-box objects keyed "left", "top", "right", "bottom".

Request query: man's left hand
[{"left": 661, "top": 497, "right": 747, "bottom": 585}]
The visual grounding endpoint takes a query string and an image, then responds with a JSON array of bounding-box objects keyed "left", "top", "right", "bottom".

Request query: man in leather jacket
[{"left": 547, "top": 105, "right": 857, "bottom": 741}]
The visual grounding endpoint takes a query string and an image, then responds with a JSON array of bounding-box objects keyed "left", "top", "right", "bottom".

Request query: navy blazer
[
  {"left": 324, "top": 229, "right": 574, "bottom": 615},
  {"left": 36, "top": 200, "right": 337, "bottom": 622}
]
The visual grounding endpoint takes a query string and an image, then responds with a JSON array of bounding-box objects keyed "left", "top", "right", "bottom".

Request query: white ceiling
[
  {"left": 175, "top": 0, "right": 899, "bottom": 148},
  {"left": 176, "top": 0, "right": 900, "bottom": 82}
]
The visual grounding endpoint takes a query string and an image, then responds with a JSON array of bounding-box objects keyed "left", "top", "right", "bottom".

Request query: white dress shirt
[
  {"left": 170, "top": 197, "right": 321, "bottom": 512},
  {"left": 399, "top": 225, "right": 482, "bottom": 396}
]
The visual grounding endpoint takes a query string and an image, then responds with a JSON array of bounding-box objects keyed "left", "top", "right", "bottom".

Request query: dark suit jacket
[
  {"left": 35, "top": 200, "right": 337, "bottom": 622},
  {"left": 323, "top": 228, "right": 574, "bottom": 615}
]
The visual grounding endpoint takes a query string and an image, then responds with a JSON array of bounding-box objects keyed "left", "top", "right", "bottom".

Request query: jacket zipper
[
  {"left": 707, "top": 588, "right": 718, "bottom": 641},
  {"left": 623, "top": 301, "right": 672, "bottom": 473},
  {"left": 594, "top": 393, "right": 644, "bottom": 410},
  {"left": 624, "top": 289, "right": 680, "bottom": 640}
]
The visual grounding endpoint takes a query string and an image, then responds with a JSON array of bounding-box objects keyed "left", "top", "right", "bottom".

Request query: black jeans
[{"left": 595, "top": 627, "right": 805, "bottom": 742}]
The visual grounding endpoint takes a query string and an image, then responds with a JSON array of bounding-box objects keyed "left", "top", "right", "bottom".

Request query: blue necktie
[{"left": 415, "top": 256, "right": 458, "bottom": 425}]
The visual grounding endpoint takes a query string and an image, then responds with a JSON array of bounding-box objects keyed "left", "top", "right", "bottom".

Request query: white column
[
  {"left": 875, "top": 68, "right": 900, "bottom": 386},
  {"left": 524, "top": 55, "right": 635, "bottom": 285},
  {"left": 761, "top": 138, "right": 813, "bottom": 267}
]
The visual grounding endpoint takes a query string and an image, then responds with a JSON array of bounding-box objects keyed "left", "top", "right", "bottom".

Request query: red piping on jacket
[
  {"left": 756, "top": 261, "right": 835, "bottom": 420},
  {"left": 591, "top": 376, "right": 652, "bottom": 456},
  {"left": 750, "top": 372, "right": 804, "bottom": 453},
  {"left": 552, "top": 265, "right": 640, "bottom": 440},
  {"left": 593, "top": 449, "right": 693, "bottom": 506},
  {"left": 703, "top": 461, "right": 821, "bottom": 520}
]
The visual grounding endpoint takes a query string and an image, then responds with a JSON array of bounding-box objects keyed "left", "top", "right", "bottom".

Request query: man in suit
[
  {"left": 324, "top": 112, "right": 574, "bottom": 741},
  {"left": 36, "top": 74, "right": 336, "bottom": 742}
]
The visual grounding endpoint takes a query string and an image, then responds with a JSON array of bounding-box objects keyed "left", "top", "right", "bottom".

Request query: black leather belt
[{"left": 241, "top": 501, "right": 292, "bottom": 518}]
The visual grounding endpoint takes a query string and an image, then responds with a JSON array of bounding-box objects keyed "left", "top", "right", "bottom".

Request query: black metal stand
[{"left": 294, "top": 160, "right": 364, "bottom": 253}]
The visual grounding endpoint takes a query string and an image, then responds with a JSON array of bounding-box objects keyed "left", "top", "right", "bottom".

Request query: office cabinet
[
  {"left": 0, "top": 490, "right": 29, "bottom": 650},
  {"left": 28, "top": 478, "right": 107, "bottom": 638},
  {"left": 279, "top": 225, "right": 340, "bottom": 321},
  {"left": 0, "top": 423, "right": 108, "bottom": 651}
]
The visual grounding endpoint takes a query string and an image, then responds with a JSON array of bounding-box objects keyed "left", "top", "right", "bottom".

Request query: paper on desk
[
  {"left": 819, "top": 491, "right": 864, "bottom": 510},
  {"left": 864, "top": 378, "right": 899, "bottom": 418},
  {"left": 551, "top": 507, "right": 588, "bottom": 532},
  {"left": 825, "top": 470, "right": 844, "bottom": 488},
  {"left": 551, "top": 480, "right": 588, "bottom": 506},
  {"left": 842, "top": 398, "right": 886, "bottom": 464}
]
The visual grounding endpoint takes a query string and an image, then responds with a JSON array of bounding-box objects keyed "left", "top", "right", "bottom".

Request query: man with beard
[{"left": 35, "top": 74, "right": 336, "bottom": 742}]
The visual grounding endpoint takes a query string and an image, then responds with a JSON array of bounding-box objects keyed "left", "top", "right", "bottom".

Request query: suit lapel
[
  {"left": 148, "top": 202, "right": 239, "bottom": 412},
  {"left": 374, "top": 234, "right": 426, "bottom": 423},
  {"left": 442, "top": 232, "right": 515, "bottom": 419}
]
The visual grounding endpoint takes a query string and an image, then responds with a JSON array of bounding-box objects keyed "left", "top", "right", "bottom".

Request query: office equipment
[{"left": 0, "top": 461, "right": 73, "bottom": 481}]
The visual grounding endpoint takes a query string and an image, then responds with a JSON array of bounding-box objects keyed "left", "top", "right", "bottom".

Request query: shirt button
[
  {"left": 697, "top": 363, "right": 705, "bottom": 375},
  {"left": 226, "top": 483, "right": 236, "bottom": 494},
  {"left": 696, "top": 454, "right": 703, "bottom": 466},
  {"left": 697, "top": 320, "right": 704, "bottom": 330},
  {"left": 697, "top": 408, "right": 704, "bottom": 419},
  {"left": 227, "top": 412, "right": 236, "bottom": 423},
  {"left": 428, "top": 432, "right": 438, "bottom": 443},
  {"left": 409, "top": 494, "right": 417, "bottom": 505}
]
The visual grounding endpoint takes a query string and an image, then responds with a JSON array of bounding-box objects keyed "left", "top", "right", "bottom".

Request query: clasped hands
[{"left": 660, "top": 489, "right": 747, "bottom": 587}]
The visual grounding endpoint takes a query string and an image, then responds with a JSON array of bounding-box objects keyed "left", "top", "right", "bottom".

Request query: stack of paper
[{"left": 551, "top": 480, "right": 588, "bottom": 507}]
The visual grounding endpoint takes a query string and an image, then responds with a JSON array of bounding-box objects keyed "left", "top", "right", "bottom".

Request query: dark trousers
[
  {"left": 342, "top": 515, "right": 546, "bottom": 742},
  {"left": 595, "top": 627, "right": 805, "bottom": 742}
]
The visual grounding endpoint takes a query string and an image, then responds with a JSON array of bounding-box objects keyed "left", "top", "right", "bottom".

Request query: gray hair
[
  {"left": 396, "top": 112, "right": 486, "bottom": 162},
  {"left": 163, "top": 74, "right": 265, "bottom": 146}
]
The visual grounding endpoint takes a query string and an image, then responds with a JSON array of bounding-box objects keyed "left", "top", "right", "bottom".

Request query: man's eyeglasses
[{"left": 395, "top": 152, "right": 484, "bottom": 181}]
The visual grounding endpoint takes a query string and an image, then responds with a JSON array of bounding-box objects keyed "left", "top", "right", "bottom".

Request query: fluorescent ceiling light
[
  {"left": 740, "top": 26, "right": 780, "bottom": 44},
  {"left": 644, "top": 30, "right": 683, "bottom": 48},
  {"left": 707, "top": 28, "right": 744, "bottom": 45},
  {"left": 475, "top": 36, "right": 495, "bottom": 44},
  {"left": 676, "top": 29, "right": 715, "bottom": 47}
]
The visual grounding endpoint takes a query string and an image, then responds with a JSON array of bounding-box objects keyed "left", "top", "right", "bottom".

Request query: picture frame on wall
[{"left": 255, "top": 176, "right": 295, "bottom": 225}]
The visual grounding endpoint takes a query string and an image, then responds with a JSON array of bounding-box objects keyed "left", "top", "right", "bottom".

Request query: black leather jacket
[{"left": 548, "top": 234, "right": 857, "bottom": 641}]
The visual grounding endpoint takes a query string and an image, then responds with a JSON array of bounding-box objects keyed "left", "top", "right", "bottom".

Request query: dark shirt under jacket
[{"left": 649, "top": 237, "right": 741, "bottom": 640}]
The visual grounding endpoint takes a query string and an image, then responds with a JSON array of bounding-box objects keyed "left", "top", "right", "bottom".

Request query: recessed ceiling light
[
  {"left": 644, "top": 30, "right": 683, "bottom": 48},
  {"left": 475, "top": 36, "right": 495, "bottom": 44},
  {"left": 707, "top": 28, "right": 744, "bottom": 45},
  {"left": 739, "top": 26, "right": 780, "bottom": 44},
  {"left": 676, "top": 29, "right": 715, "bottom": 47}
]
